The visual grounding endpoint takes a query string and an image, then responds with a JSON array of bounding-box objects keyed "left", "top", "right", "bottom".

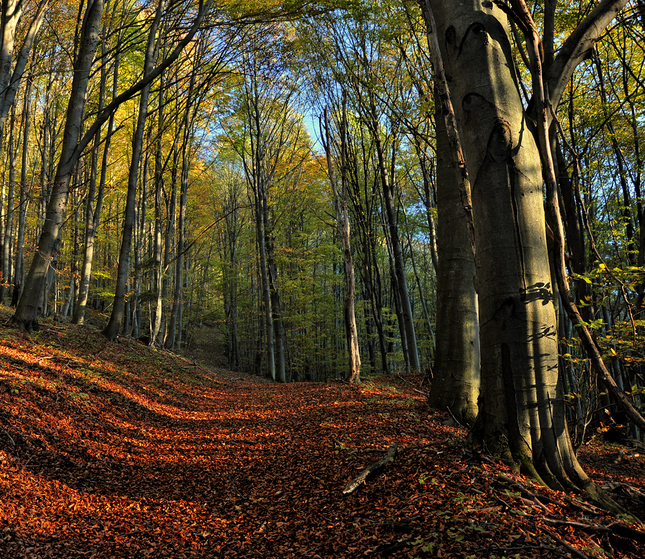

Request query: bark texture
[
  {"left": 428, "top": 0, "right": 580, "bottom": 488},
  {"left": 430, "top": 107, "right": 479, "bottom": 426},
  {"left": 12, "top": 0, "right": 104, "bottom": 331}
]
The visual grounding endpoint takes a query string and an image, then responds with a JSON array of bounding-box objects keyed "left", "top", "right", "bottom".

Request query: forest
[{"left": 1, "top": 0, "right": 645, "bottom": 553}]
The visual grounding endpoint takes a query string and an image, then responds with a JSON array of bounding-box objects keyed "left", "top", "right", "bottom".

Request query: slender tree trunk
[
  {"left": 15, "top": 74, "right": 33, "bottom": 301},
  {"left": 266, "top": 234, "right": 285, "bottom": 382},
  {"left": 429, "top": 110, "right": 479, "bottom": 426},
  {"left": 12, "top": 0, "right": 104, "bottom": 331},
  {"left": 104, "top": 0, "right": 164, "bottom": 341},
  {"left": 2, "top": 107, "right": 16, "bottom": 304},
  {"left": 256, "top": 187, "right": 276, "bottom": 380},
  {"left": 369, "top": 100, "right": 420, "bottom": 372},
  {"left": 322, "top": 100, "right": 361, "bottom": 384},
  {"left": 167, "top": 128, "right": 189, "bottom": 351},
  {"left": 0, "top": 0, "right": 49, "bottom": 143},
  {"left": 73, "top": 14, "right": 118, "bottom": 324},
  {"left": 151, "top": 70, "right": 166, "bottom": 344}
]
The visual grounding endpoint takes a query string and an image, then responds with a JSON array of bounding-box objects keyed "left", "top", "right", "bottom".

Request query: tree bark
[
  {"left": 0, "top": 0, "right": 49, "bottom": 143},
  {"left": 104, "top": 0, "right": 164, "bottom": 341},
  {"left": 12, "top": 0, "right": 214, "bottom": 331},
  {"left": 12, "top": 0, "right": 105, "bottom": 331},
  {"left": 429, "top": 100, "right": 480, "bottom": 426},
  {"left": 73, "top": 4, "right": 120, "bottom": 325},
  {"left": 368, "top": 99, "right": 420, "bottom": 373},
  {"left": 2, "top": 107, "right": 16, "bottom": 304},
  {"left": 426, "top": 0, "right": 578, "bottom": 490},
  {"left": 322, "top": 98, "right": 361, "bottom": 385}
]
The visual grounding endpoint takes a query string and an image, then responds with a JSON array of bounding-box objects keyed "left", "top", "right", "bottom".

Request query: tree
[
  {"left": 12, "top": 0, "right": 105, "bottom": 332},
  {"left": 422, "top": 0, "right": 638, "bottom": 508},
  {"left": 321, "top": 97, "right": 361, "bottom": 385},
  {"left": 430, "top": 110, "right": 479, "bottom": 426},
  {"left": 12, "top": 0, "right": 214, "bottom": 331},
  {"left": 0, "top": 0, "right": 49, "bottom": 143},
  {"left": 104, "top": 0, "right": 166, "bottom": 341}
]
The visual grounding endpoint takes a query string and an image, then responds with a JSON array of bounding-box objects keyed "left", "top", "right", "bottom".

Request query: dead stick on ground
[{"left": 343, "top": 443, "right": 398, "bottom": 495}]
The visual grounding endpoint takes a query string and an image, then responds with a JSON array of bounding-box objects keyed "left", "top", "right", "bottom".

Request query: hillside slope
[{"left": 0, "top": 308, "right": 643, "bottom": 558}]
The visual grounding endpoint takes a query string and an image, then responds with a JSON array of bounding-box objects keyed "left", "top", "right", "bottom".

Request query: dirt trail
[{"left": 0, "top": 315, "right": 643, "bottom": 558}]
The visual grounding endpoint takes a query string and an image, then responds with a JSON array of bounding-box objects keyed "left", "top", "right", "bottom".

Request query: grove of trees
[{"left": 2, "top": 0, "right": 645, "bottom": 511}]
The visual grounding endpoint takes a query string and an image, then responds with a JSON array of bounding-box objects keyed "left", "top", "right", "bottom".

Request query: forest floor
[{"left": 0, "top": 308, "right": 644, "bottom": 558}]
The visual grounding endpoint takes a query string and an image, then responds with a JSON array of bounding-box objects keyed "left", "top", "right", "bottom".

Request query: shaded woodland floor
[{"left": 0, "top": 309, "right": 644, "bottom": 558}]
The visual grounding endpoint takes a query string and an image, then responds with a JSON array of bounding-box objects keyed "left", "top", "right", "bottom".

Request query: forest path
[{"left": 0, "top": 311, "right": 644, "bottom": 558}]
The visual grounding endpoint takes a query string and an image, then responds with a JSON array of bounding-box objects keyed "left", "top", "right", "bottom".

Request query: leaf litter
[{"left": 0, "top": 312, "right": 643, "bottom": 558}]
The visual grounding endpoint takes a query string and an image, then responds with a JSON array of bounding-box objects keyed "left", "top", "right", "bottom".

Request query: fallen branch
[
  {"left": 543, "top": 518, "right": 645, "bottom": 545},
  {"left": 342, "top": 443, "right": 397, "bottom": 495}
]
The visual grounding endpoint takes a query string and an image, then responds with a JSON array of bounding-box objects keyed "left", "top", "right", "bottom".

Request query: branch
[
  {"left": 548, "top": 0, "right": 629, "bottom": 108},
  {"left": 419, "top": 0, "right": 476, "bottom": 258},
  {"left": 342, "top": 443, "right": 397, "bottom": 495},
  {"left": 73, "top": 0, "right": 214, "bottom": 162}
]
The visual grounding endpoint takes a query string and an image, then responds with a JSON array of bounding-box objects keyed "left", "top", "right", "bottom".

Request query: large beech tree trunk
[
  {"left": 425, "top": 0, "right": 634, "bottom": 508},
  {"left": 426, "top": 0, "right": 584, "bottom": 490}
]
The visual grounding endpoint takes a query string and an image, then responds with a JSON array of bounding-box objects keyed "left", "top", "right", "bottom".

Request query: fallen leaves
[{"left": 0, "top": 311, "right": 643, "bottom": 558}]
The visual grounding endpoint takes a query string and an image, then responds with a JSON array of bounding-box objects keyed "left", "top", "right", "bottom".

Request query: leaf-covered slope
[{"left": 0, "top": 309, "right": 643, "bottom": 558}]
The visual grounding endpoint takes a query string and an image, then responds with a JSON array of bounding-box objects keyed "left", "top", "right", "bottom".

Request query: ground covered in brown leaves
[{"left": 0, "top": 312, "right": 644, "bottom": 558}]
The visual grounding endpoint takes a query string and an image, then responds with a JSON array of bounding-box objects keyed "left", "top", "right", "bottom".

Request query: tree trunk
[
  {"left": 151, "top": 71, "right": 166, "bottom": 344},
  {"left": 12, "top": 0, "right": 104, "bottom": 331},
  {"left": 369, "top": 100, "right": 420, "bottom": 372},
  {"left": 15, "top": 73, "right": 33, "bottom": 301},
  {"left": 322, "top": 102, "right": 361, "bottom": 384},
  {"left": 167, "top": 125, "right": 190, "bottom": 351},
  {"left": 2, "top": 107, "right": 16, "bottom": 304},
  {"left": 73, "top": 13, "right": 118, "bottom": 325},
  {"left": 425, "top": 1, "right": 637, "bottom": 511},
  {"left": 104, "top": 0, "right": 164, "bottom": 341},
  {"left": 426, "top": 0, "right": 577, "bottom": 488},
  {"left": 0, "top": 0, "right": 49, "bottom": 143},
  {"left": 429, "top": 104, "right": 479, "bottom": 426}
]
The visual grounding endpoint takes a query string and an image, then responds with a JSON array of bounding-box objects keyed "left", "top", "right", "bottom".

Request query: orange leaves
[{"left": 0, "top": 309, "right": 643, "bottom": 557}]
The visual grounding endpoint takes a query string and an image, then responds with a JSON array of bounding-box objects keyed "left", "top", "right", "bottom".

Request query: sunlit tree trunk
[
  {"left": 167, "top": 127, "right": 190, "bottom": 351},
  {"left": 1, "top": 107, "right": 16, "bottom": 303},
  {"left": 12, "top": 0, "right": 104, "bottom": 331},
  {"left": 74, "top": 7, "right": 120, "bottom": 324},
  {"left": 426, "top": 0, "right": 574, "bottom": 486},
  {"left": 322, "top": 100, "right": 361, "bottom": 384},
  {"left": 151, "top": 70, "right": 166, "bottom": 344},
  {"left": 15, "top": 75, "right": 33, "bottom": 301},
  {"left": 104, "top": 0, "right": 164, "bottom": 341},
  {"left": 0, "top": 0, "right": 49, "bottom": 142},
  {"left": 368, "top": 98, "right": 420, "bottom": 372},
  {"left": 425, "top": 0, "right": 634, "bottom": 504}
]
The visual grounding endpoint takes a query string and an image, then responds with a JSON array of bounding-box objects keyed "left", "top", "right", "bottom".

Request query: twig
[
  {"left": 497, "top": 475, "right": 550, "bottom": 511},
  {"left": 1, "top": 427, "right": 15, "bottom": 446},
  {"left": 446, "top": 406, "right": 465, "bottom": 429},
  {"left": 543, "top": 517, "right": 606, "bottom": 531},
  {"left": 342, "top": 443, "right": 398, "bottom": 495}
]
